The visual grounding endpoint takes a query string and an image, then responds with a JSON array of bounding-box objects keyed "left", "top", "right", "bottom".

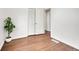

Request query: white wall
[
  {"left": 0, "top": 14, "right": 5, "bottom": 50},
  {"left": 51, "top": 8, "right": 79, "bottom": 49},
  {"left": 0, "top": 8, "right": 28, "bottom": 49},
  {"left": 0, "top": 9, "right": 10, "bottom": 49},
  {"left": 7, "top": 8, "right": 28, "bottom": 39},
  {"left": 46, "top": 10, "right": 51, "bottom": 31},
  {"left": 43, "top": 9, "right": 47, "bottom": 31}
]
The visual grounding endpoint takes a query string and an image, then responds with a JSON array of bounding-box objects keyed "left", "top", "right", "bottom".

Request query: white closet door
[
  {"left": 28, "top": 8, "right": 35, "bottom": 35},
  {"left": 35, "top": 8, "right": 45, "bottom": 34}
]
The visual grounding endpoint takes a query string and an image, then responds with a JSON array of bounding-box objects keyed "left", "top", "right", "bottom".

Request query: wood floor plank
[{"left": 1, "top": 32, "right": 78, "bottom": 51}]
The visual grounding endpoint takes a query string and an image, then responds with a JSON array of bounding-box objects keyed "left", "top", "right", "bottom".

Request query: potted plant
[{"left": 4, "top": 17, "right": 15, "bottom": 42}]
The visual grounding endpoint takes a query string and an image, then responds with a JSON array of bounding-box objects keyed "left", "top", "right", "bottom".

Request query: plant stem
[{"left": 8, "top": 32, "right": 10, "bottom": 38}]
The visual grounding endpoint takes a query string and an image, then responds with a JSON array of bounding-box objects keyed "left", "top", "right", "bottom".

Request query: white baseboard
[
  {"left": 51, "top": 35, "right": 79, "bottom": 50},
  {"left": 11, "top": 35, "right": 28, "bottom": 40},
  {"left": 51, "top": 38, "right": 60, "bottom": 44},
  {"left": 0, "top": 41, "right": 4, "bottom": 50}
]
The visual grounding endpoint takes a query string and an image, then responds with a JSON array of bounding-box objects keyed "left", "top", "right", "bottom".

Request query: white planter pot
[{"left": 5, "top": 38, "right": 12, "bottom": 42}]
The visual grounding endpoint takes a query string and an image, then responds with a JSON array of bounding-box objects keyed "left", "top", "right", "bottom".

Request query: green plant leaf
[{"left": 4, "top": 17, "right": 15, "bottom": 38}]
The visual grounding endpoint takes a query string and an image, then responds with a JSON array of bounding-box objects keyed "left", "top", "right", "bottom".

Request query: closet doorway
[
  {"left": 28, "top": 8, "right": 45, "bottom": 36},
  {"left": 45, "top": 8, "right": 51, "bottom": 35}
]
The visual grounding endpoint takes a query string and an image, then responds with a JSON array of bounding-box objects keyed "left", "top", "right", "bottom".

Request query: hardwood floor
[{"left": 1, "top": 32, "right": 78, "bottom": 51}]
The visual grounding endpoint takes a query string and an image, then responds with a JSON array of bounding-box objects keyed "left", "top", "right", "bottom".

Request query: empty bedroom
[{"left": 0, "top": 8, "right": 79, "bottom": 51}]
